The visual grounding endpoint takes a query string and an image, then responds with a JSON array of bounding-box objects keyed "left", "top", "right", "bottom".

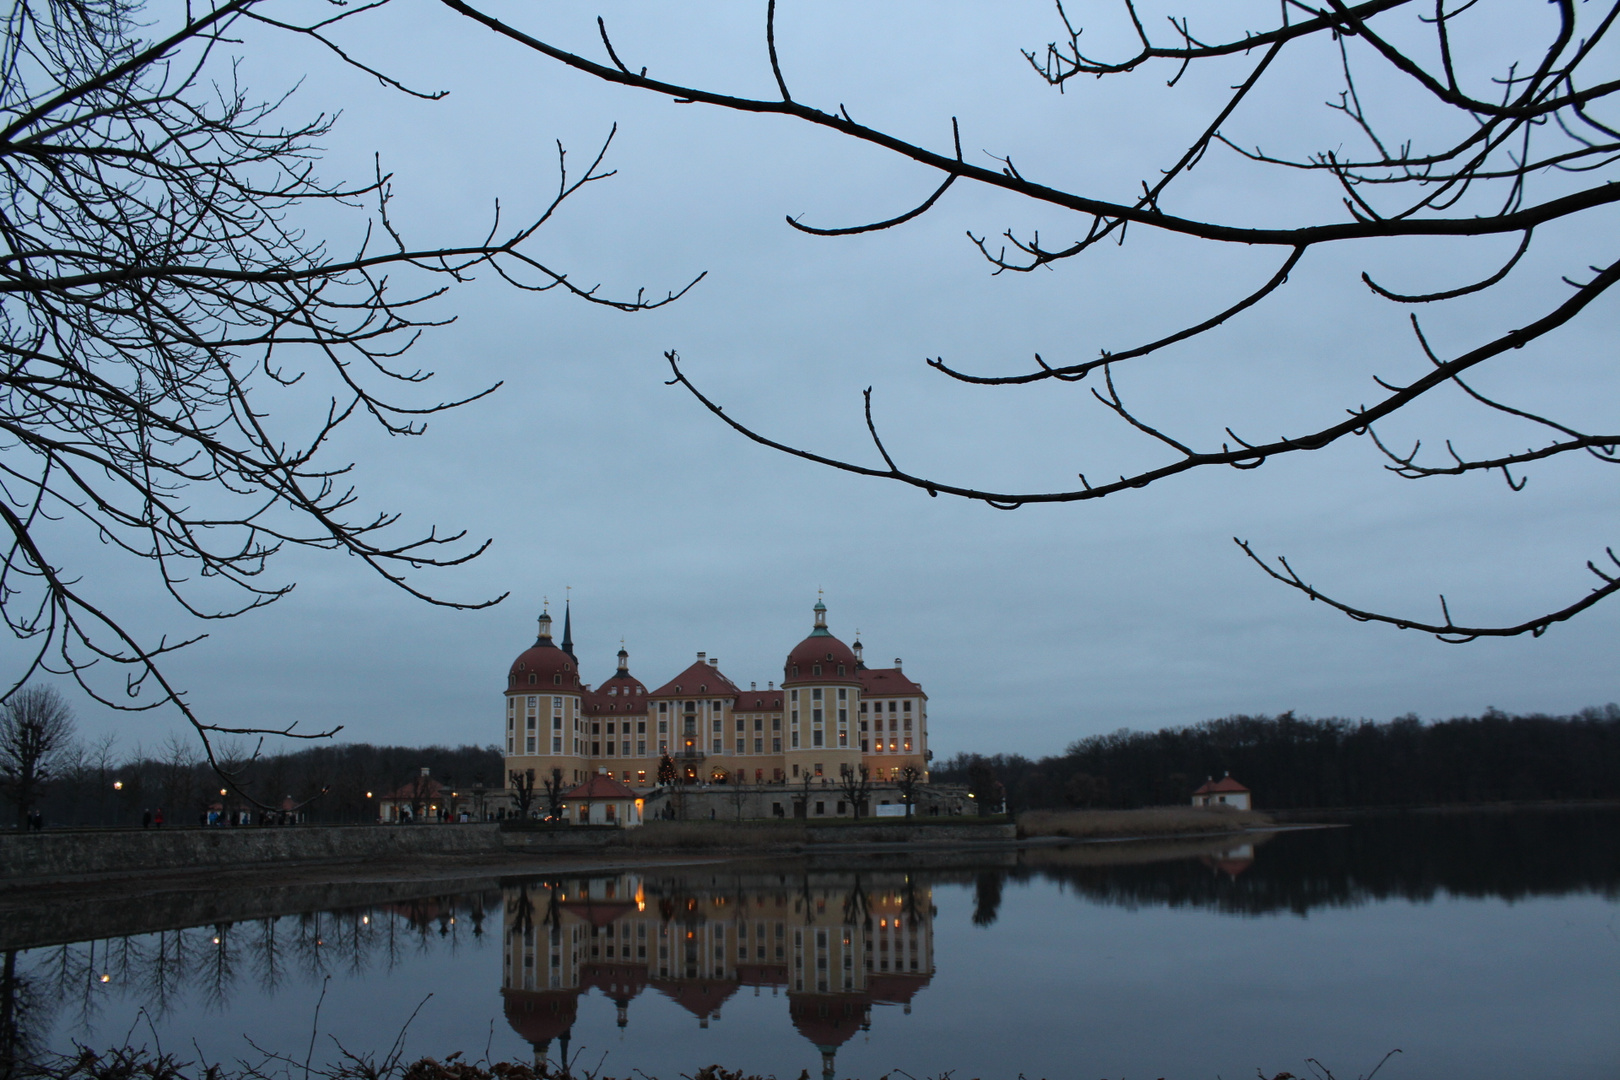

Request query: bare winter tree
[
  {"left": 0, "top": 684, "right": 76, "bottom": 826},
  {"left": 0, "top": 0, "right": 692, "bottom": 796},
  {"left": 441, "top": 0, "right": 1620, "bottom": 641}
]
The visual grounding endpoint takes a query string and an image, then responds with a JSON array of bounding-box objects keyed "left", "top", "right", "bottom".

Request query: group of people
[
  {"left": 22, "top": 809, "right": 45, "bottom": 831},
  {"left": 141, "top": 808, "right": 166, "bottom": 828}
]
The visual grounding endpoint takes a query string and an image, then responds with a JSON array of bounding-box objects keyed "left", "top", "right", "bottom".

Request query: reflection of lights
[
  {"left": 99, "top": 974, "right": 110, "bottom": 984},
  {"left": 211, "top": 936, "right": 221, "bottom": 945},
  {"left": 112, "top": 781, "right": 123, "bottom": 791},
  {"left": 219, "top": 788, "right": 227, "bottom": 796},
  {"left": 449, "top": 917, "right": 455, "bottom": 925},
  {"left": 361, "top": 916, "right": 370, "bottom": 925},
  {"left": 315, "top": 939, "right": 324, "bottom": 946}
]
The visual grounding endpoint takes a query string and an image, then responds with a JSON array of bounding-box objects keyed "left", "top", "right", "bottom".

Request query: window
[
  {"left": 592, "top": 722, "right": 600, "bottom": 735},
  {"left": 790, "top": 689, "right": 798, "bottom": 702},
  {"left": 812, "top": 729, "right": 823, "bottom": 747},
  {"left": 837, "top": 688, "right": 846, "bottom": 700},
  {"left": 754, "top": 738, "right": 763, "bottom": 753},
  {"left": 638, "top": 741, "right": 646, "bottom": 756},
  {"left": 638, "top": 770, "right": 647, "bottom": 783},
  {"left": 526, "top": 716, "right": 536, "bottom": 730},
  {"left": 791, "top": 732, "right": 799, "bottom": 749},
  {"left": 623, "top": 741, "right": 631, "bottom": 755},
  {"left": 837, "top": 665, "right": 845, "bottom": 675},
  {"left": 904, "top": 700, "right": 912, "bottom": 712},
  {"left": 637, "top": 720, "right": 647, "bottom": 733},
  {"left": 712, "top": 738, "right": 722, "bottom": 753},
  {"left": 838, "top": 729, "right": 848, "bottom": 747},
  {"left": 658, "top": 719, "right": 668, "bottom": 733},
  {"left": 552, "top": 736, "right": 562, "bottom": 752},
  {"left": 903, "top": 716, "right": 912, "bottom": 730},
  {"left": 814, "top": 763, "right": 824, "bottom": 776},
  {"left": 553, "top": 696, "right": 562, "bottom": 709},
  {"left": 736, "top": 717, "right": 745, "bottom": 731},
  {"left": 736, "top": 739, "right": 745, "bottom": 753},
  {"left": 528, "top": 696, "right": 537, "bottom": 707},
  {"left": 605, "top": 722, "right": 614, "bottom": 734},
  {"left": 812, "top": 688, "right": 823, "bottom": 701},
  {"left": 772, "top": 716, "right": 781, "bottom": 730},
  {"left": 659, "top": 702, "right": 668, "bottom": 713},
  {"left": 526, "top": 736, "right": 536, "bottom": 753},
  {"left": 773, "top": 738, "right": 782, "bottom": 752},
  {"left": 712, "top": 700, "right": 722, "bottom": 712},
  {"left": 552, "top": 674, "right": 560, "bottom": 685},
  {"left": 813, "top": 709, "right": 823, "bottom": 724},
  {"left": 712, "top": 717, "right": 722, "bottom": 732},
  {"left": 507, "top": 715, "right": 514, "bottom": 731},
  {"left": 860, "top": 739, "right": 868, "bottom": 752},
  {"left": 552, "top": 716, "right": 561, "bottom": 730},
  {"left": 791, "top": 709, "right": 798, "bottom": 724},
  {"left": 838, "top": 709, "right": 846, "bottom": 724},
  {"left": 859, "top": 701, "right": 867, "bottom": 714},
  {"left": 812, "top": 664, "right": 821, "bottom": 676},
  {"left": 592, "top": 741, "right": 601, "bottom": 755},
  {"left": 754, "top": 716, "right": 763, "bottom": 731},
  {"left": 815, "top": 801, "right": 825, "bottom": 815}
]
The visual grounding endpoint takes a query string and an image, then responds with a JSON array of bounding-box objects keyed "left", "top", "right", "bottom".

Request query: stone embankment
[{"left": 1, "top": 819, "right": 1018, "bottom": 883}]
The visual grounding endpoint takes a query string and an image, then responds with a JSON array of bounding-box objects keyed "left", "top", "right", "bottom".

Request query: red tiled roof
[
  {"left": 381, "top": 777, "right": 445, "bottom": 801},
  {"left": 565, "top": 774, "right": 638, "bottom": 800},
  {"left": 867, "top": 971, "right": 932, "bottom": 1005},
  {"left": 787, "top": 992, "right": 870, "bottom": 1049},
  {"left": 586, "top": 672, "right": 650, "bottom": 714},
  {"left": 1192, "top": 775, "right": 1250, "bottom": 795},
  {"left": 857, "top": 667, "right": 924, "bottom": 697},
  {"left": 652, "top": 978, "right": 738, "bottom": 1019},
  {"left": 507, "top": 640, "right": 582, "bottom": 691},
  {"left": 782, "top": 634, "right": 860, "bottom": 686},
  {"left": 649, "top": 660, "right": 740, "bottom": 698},
  {"left": 501, "top": 988, "right": 580, "bottom": 1044}
]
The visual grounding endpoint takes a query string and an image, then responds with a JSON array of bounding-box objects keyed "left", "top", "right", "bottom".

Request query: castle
[{"left": 502, "top": 599, "right": 930, "bottom": 794}]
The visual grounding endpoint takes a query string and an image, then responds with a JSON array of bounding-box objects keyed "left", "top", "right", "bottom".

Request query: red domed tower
[
  {"left": 781, "top": 599, "right": 864, "bottom": 784},
  {"left": 504, "top": 606, "right": 589, "bottom": 803}
]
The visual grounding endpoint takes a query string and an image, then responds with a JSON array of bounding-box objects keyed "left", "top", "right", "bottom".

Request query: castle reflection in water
[{"left": 500, "top": 871, "right": 934, "bottom": 1079}]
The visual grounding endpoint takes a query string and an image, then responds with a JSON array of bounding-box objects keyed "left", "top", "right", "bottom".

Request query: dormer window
[
  {"left": 700, "top": 684, "right": 707, "bottom": 693},
  {"left": 812, "top": 664, "right": 821, "bottom": 676},
  {"left": 826, "top": 653, "right": 833, "bottom": 662},
  {"left": 792, "top": 665, "right": 799, "bottom": 676},
  {"left": 838, "top": 665, "right": 845, "bottom": 676},
  {"left": 552, "top": 674, "right": 561, "bottom": 685},
  {"left": 528, "top": 674, "right": 536, "bottom": 685}
]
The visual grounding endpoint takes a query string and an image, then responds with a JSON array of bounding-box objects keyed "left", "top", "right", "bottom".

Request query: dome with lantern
[
  {"left": 507, "top": 608, "right": 582, "bottom": 690},
  {"left": 782, "top": 599, "right": 860, "bottom": 685}
]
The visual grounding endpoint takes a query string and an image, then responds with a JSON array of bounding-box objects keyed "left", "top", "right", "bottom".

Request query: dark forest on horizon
[
  {"left": 11, "top": 706, "right": 1620, "bottom": 826},
  {"left": 933, "top": 706, "right": 1620, "bottom": 811}
]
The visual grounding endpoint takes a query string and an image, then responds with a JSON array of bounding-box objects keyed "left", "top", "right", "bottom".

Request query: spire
[
  {"left": 536, "top": 605, "right": 554, "bottom": 646},
  {"left": 810, "top": 594, "right": 830, "bottom": 638},
  {"left": 852, "top": 630, "right": 864, "bottom": 669},
  {"left": 561, "top": 599, "right": 576, "bottom": 661},
  {"left": 616, "top": 640, "right": 629, "bottom": 676}
]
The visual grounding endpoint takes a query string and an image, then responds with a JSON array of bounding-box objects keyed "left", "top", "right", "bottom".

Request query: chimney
[
  {"left": 419, "top": 766, "right": 430, "bottom": 777},
  {"left": 697, "top": 651, "right": 706, "bottom": 662},
  {"left": 709, "top": 657, "right": 718, "bottom": 667},
  {"left": 751, "top": 682, "right": 757, "bottom": 691},
  {"left": 768, "top": 681, "right": 774, "bottom": 690},
  {"left": 894, "top": 657, "right": 903, "bottom": 671}
]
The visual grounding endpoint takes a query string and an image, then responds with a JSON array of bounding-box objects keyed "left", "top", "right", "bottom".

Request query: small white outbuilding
[
  {"left": 1191, "top": 773, "right": 1252, "bottom": 811},
  {"left": 565, "top": 773, "right": 644, "bottom": 827}
]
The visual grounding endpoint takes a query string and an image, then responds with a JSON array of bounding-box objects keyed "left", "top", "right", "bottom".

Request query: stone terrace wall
[{"left": 0, "top": 823, "right": 505, "bottom": 881}]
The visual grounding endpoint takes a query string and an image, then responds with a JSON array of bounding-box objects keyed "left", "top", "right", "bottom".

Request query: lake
[{"left": 7, "top": 807, "right": 1619, "bottom": 1080}]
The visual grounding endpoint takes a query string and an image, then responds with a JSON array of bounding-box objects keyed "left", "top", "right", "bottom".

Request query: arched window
[
  {"left": 552, "top": 674, "right": 561, "bottom": 686},
  {"left": 812, "top": 664, "right": 821, "bottom": 676},
  {"left": 838, "top": 665, "right": 845, "bottom": 676},
  {"left": 528, "top": 674, "right": 536, "bottom": 685}
]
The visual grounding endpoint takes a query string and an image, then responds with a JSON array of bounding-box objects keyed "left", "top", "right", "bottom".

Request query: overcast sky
[{"left": 24, "top": 0, "right": 1620, "bottom": 761}]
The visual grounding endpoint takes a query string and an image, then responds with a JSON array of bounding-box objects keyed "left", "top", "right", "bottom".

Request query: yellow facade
[{"left": 503, "top": 601, "right": 929, "bottom": 802}]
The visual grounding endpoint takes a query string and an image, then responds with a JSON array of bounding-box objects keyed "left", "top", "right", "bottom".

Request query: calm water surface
[{"left": 8, "top": 809, "right": 1619, "bottom": 1080}]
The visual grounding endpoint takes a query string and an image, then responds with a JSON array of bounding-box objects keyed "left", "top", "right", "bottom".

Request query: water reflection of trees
[
  {"left": 986, "top": 807, "right": 1620, "bottom": 922},
  {"left": 2, "top": 892, "right": 499, "bottom": 1071}
]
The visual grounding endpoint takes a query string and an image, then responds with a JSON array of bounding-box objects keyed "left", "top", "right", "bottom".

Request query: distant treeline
[
  {"left": 933, "top": 707, "right": 1620, "bottom": 810},
  {"left": 29, "top": 740, "right": 503, "bottom": 827}
]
